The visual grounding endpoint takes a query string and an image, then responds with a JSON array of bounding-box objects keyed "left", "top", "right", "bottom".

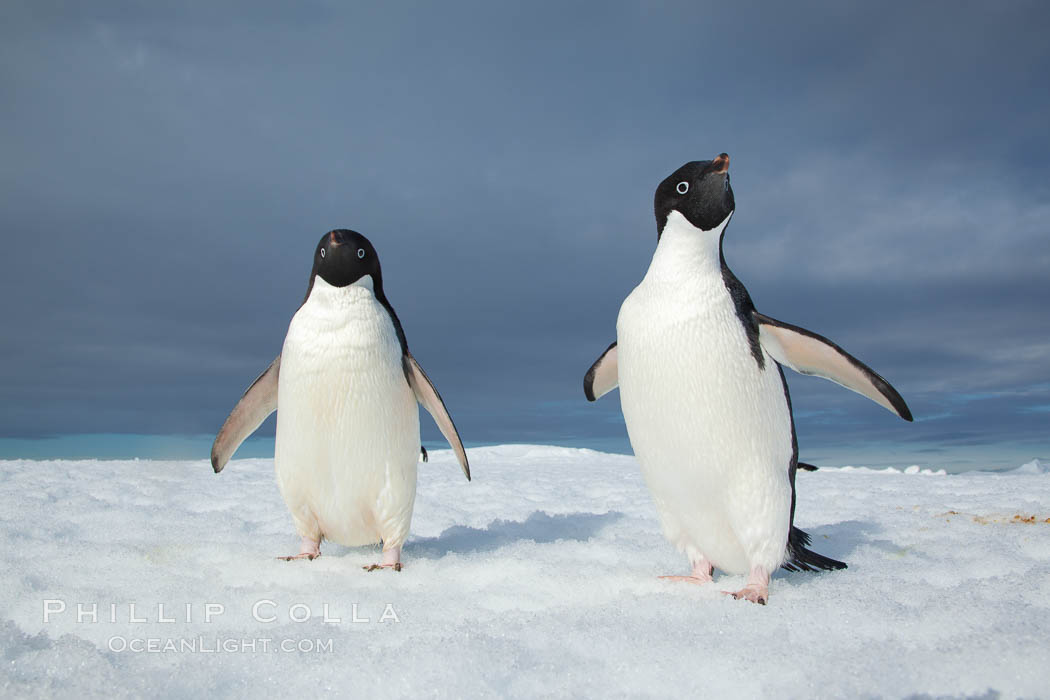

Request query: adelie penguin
[
  {"left": 583, "top": 154, "right": 912, "bottom": 604},
  {"left": 211, "top": 229, "right": 470, "bottom": 570}
]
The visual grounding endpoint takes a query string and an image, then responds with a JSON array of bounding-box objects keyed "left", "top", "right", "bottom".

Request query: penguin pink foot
[
  {"left": 659, "top": 556, "right": 714, "bottom": 584},
  {"left": 278, "top": 536, "right": 320, "bottom": 561},
  {"left": 363, "top": 545, "right": 402, "bottom": 572},
  {"left": 723, "top": 565, "right": 770, "bottom": 605}
]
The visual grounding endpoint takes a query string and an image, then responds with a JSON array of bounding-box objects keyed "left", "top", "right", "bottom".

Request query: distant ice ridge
[
  {"left": 834, "top": 464, "right": 949, "bottom": 475},
  {"left": 1014, "top": 458, "right": 1049, "bottom": 474},
  {"left": 0, "top": 444, "right": 1048, "bottom": 698},
  {"left": 829, "top": 457, "right": 1050, "bottom": 476}
]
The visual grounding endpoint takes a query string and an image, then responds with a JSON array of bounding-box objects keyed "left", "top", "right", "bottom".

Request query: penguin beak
[{"left": 712, "top": 153, "right": 730, "bottom": 174}]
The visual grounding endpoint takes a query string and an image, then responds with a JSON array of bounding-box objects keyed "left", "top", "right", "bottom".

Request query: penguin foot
[
  {"left": 723, "top": 585, "right": 768, "bottom": 605},
  {"left": 659, "top": 557, "right": 714, "bottom": 584},
  {"left": 659, "top": 575, "right": 712, "bottom": 585},
  {"left": 278, "top": 536, "right": 321, "bottom": 561},
  {"left": 722, "top": 565, "right": 770, "bottom": 605},
  {"left": 363, "top": 545, "right": 402, "bottom": 572}
]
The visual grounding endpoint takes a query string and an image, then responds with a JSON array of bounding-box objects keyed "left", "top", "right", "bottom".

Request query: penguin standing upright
[
  {"left": 584, "top": 154, "right": 911, "bottom": 603},
  {"left": 211, "top": 229, "right": 470, "bottom": 570}
]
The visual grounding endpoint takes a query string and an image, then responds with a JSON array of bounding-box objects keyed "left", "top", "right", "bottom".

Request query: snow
[
  {"left": 1, "top": 445, "right": 1048, "bottom": 698},
  {"left": 1015, "top": 458, "right": 1049, "bottom": 475}
]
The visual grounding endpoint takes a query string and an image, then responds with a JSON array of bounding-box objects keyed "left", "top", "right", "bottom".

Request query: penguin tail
[{"left": 782, "top": 526, "right": 847, "bottom": 572}]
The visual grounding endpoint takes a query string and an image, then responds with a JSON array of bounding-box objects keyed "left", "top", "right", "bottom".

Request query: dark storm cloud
[{"left": 1, "top": 1, "right": 1047, "bottom": 464}]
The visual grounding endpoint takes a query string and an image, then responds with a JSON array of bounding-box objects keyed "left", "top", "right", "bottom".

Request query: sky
[{"left": 1, "top": 1, "right": 1048, "bottom": 469}]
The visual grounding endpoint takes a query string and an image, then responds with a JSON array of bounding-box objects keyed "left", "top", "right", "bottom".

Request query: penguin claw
[
  {"left": 278, "top": 553, "right": 320, "bottom": 561},
  {"left": 363, "top": 563, "right": 402, "bottom": 572}
]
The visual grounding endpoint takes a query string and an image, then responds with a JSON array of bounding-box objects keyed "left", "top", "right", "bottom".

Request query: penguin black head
[
  {"left": 654, "top": 153, "right": 734, "bottom": 238},
  {"left": 311, "top": 229, "right": 382, "bottom": 289},
  {"left": 303, "top": 228, "right": 408, "bottom": 351}
]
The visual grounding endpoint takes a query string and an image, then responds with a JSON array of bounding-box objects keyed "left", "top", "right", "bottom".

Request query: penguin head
[
  {"left": 654, "top": 153, "right": 734, "bottom": 238},
  {"left": 311, "top": 229, "right": 382, "bottom": 289}
]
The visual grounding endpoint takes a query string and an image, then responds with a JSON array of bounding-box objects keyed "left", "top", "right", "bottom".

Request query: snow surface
[{"left": 1, "top": 445, "right": 1049, "bottom": 698}]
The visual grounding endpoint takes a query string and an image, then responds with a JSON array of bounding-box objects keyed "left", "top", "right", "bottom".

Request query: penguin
[
  {"left": 211, "top": 229, "right": 470, "bottom": 570},
  {"left": 583, "top": 154, "right": 912, "bottom": 604}
]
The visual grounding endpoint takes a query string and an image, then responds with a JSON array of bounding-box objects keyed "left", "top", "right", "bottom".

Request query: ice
[
  {"left": 1014, "top": 458, "right": 1049, "bottom": 474},
  {"left": 1, "top": 445, "right": 1048, "bottom": 697}
]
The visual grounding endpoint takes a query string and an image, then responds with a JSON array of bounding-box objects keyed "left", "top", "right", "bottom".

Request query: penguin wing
[
  {"left": 210, "top": 356, "right": 281, "bottom": 473},
  {"left": 583, "top": 342, "right": 618, "bottom": 401},
  {"left": 754, "top": 313, "right": 912, "bottom": 421},
  {"left": 403, "top": 354, "right": 471, "bottom": 481}
]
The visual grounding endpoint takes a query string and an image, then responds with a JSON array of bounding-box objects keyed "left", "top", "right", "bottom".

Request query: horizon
[{"left": 1, "top": 431, "right": 1045, "bottom": 476}]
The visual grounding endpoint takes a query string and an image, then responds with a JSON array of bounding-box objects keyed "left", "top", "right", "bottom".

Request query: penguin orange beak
[{"left": 712, "top": 153, "right": 730, "bottom": 174}]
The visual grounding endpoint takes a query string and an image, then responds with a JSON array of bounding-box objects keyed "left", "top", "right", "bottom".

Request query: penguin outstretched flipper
[
  {"left": 583, "top": 341, "right": 618, "bottom": 401},
  {"left": 211, "top": 356, "right": 280, "bottom": 473},
  {"left": 403, "top": 354, "right": 470, "bottom": 481},
  {"left": 783, "top": 526, "right": 847, "bottom": 572},
  {"left": 753, "top": 312, "right": 913, "bottom": 421}
]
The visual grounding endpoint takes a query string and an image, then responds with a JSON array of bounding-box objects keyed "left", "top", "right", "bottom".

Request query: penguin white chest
[
  {"left": 274, "top": 277, "right": 419, "bottom": 548},
  {"left": 615, "top": 215, "right": 793, "bottom": 574}
]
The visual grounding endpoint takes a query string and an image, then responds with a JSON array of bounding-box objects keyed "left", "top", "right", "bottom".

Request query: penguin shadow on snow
[
  {"left": 406, "top": 511, "right": 626, "bottom": 559},
  {"left": 821, "top": 518, "right": 932, "bottom": 562}
]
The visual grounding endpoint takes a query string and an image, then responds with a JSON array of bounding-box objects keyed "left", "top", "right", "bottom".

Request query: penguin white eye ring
[
  {"left": 319, "top": 248, "right": 326, "bottom": 259},
  {"left": 357, "top": 248, "right": 366, "bottom": 259},
  {"left": 676, "top": 181, "right": 689, "bottom": 195}
]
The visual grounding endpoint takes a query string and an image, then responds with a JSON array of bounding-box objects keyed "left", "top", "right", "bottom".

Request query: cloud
[{"left": 0, "top": 1, "right": 1047, "bottom": 461}]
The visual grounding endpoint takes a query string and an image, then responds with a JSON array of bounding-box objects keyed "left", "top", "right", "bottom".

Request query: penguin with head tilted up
[
  {"left": 583, "top": 154, "right": 912, "bottom": 604},
  {"left": 211, "top": 229, "right": 470, "bottom": 570}
]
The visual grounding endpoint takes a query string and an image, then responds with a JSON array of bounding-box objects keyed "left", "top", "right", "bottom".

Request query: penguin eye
[
  {"left": 724, "top": 177, "right": 729, "bottom": 192},
  {"left": 319, "top": 248, "right": 326, "bottom": 259},
  {"left": 357, "top": 248, "right": 366, "bottom": 259},
  {"left": 676, "top": 181, "right": 689, "bottom": 195}
]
